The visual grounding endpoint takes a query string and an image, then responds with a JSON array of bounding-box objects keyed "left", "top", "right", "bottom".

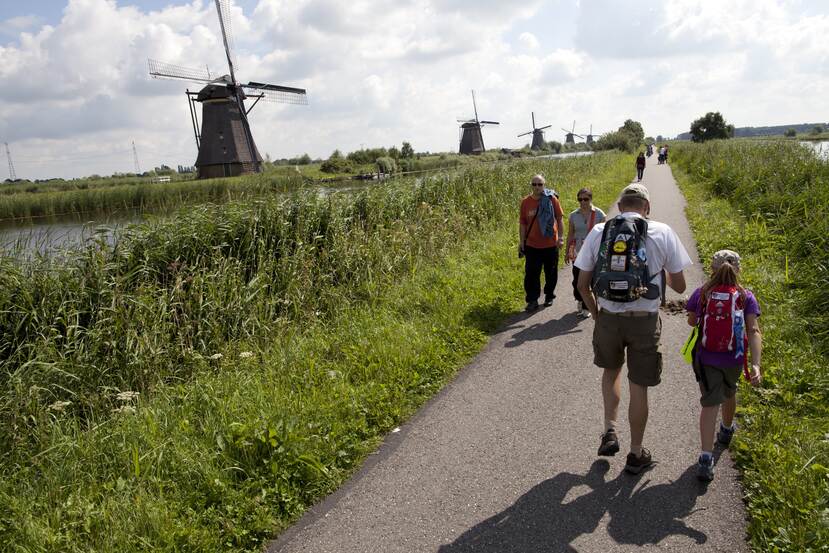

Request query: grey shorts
[
  {"left": 592, "top": 310, "right": 663, "bottom": 386},
  {"left": 699, "top": 363, "right": 741, "bottom": 407}
]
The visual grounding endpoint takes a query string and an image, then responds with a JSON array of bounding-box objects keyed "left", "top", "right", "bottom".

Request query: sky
[{"left": 1, "top": 0, "right": 828, "bottom": 180}]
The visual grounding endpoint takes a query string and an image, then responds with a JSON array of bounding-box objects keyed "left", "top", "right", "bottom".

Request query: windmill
[
  {"left": 148, "top": 0, "right": 307, "bottom": 179},
  {"left": 457, "top": 90, "right": 499, "bottom": 155},
  {"left": 585, "top": 124, "right": 601, "bottom": 145},
  {"left": 517, "top": 112, "right": 552, "bottom": 150},
  {"left": 561, "top": 120, "right": 584, "bottom": 144}
]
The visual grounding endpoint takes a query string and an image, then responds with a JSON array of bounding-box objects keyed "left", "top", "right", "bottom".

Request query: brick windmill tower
[{"left": 149, "top": 0, "right": 307, "bottom": 179}]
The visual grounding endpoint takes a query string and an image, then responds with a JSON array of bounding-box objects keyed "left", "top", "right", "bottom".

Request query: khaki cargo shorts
[
  {"left": 698, "top": 363, "right": 741, "bottom": 407},
  {"left": 592, "top": 310, "right": 662, "bottom": 386}
]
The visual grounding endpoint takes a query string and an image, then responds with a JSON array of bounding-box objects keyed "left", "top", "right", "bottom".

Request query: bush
[
  {"left": 784, "top": 129, "right": 797, "bottom": 137},
  {"left": 376, "top": 156, "right": 397, "bottom": 174},
  {"left": 592, "top": 130, "right": 637, "bottom": 153}
]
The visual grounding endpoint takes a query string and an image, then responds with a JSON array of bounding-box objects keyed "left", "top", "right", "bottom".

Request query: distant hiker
[
  {"left": 565, "top": 188, "right": 606, "bottom": 318},
  {"left": 575, "top": 183, "right": 692, "bottom": 474},
  {"left": 519, "top": 174, "right": 565, "bottom": 312},
  {"left": 685, "top": 249, "right": 762, "bottom": 482},
  {"left": 635, "top": 152, "right": 646, "bottom": 181},
  {"left": 646, "top": 144, "right": 653, "bottom": 157},
  {"left": 658, "top": 146, "right": 667, "bottom": 165},
  {"left": 663, "top": 144, "right": 669, "bottom": 164}
]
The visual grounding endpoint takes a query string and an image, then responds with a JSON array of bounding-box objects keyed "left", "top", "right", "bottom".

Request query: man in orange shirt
[{"left": 519, "top": 174, "right": 565, "bottom": 311}]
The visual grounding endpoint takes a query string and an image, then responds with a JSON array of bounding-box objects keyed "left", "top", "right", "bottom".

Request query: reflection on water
[
  {"left": 802, "top": 140, "right": 829, "bottom": 160},
  {"left": 0, "top": 212, "right": 143, "bottom": 258}
]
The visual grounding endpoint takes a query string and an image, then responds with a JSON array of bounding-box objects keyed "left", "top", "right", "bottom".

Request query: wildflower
[
  {"left": 116, "top": 391, "right": 140, "bottom": 402},
  {"left": 209, "top": 353, "right": 223, "bottom": 360},
  {"left": 239, "top": 351, "right": 254, "bottom": 359},
  {"left": 48, "top": 400, "right": 72, "bottom": 412},
  {"left": 112, "top": 405, "right": 136, "bottom": 415}
]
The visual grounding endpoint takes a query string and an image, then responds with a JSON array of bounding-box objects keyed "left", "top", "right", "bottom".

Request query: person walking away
[
  {"left": 575, "top": 183, "right": 692, "bottom": 473},
  {"left": 658, "top": 145, "right": 666, "bottom": 165},
  {"left": 685, "top": 249, "right": 762, "bottom": 481},
  {"left": 519, "top": 174, "right": 565, "bottom": 312},
  {"left": 565, "top": 188, "right": 606, "bottom": 318},
  {"left": 635, "top": 152, "right": 646, "bottom": 181},
  {"left": 663, "top": 144, "right": 669, "bottom": 164}
]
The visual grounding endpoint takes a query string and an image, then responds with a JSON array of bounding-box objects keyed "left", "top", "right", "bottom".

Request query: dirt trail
[{"left": 268, "top": 158, "right": 749, "bottom": 552}]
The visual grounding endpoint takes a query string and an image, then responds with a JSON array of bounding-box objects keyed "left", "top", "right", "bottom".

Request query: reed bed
[
  {"left": 0, "top": 173, "right": 307, "bottom": 222},
  {"left": 671, "top": 140, "right": 829, "bottom": 552}
]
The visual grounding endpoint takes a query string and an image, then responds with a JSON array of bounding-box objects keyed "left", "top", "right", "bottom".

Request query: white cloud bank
[{"left": 0, "top": 0, "right": 827, "bottom": 179}]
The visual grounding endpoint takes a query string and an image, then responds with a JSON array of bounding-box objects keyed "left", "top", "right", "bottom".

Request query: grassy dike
[
  {"left": 0, "top": 154, "right": 629, "bottom": 551},
  {"left": 670, "top": 141, "right": 828, "bottom": 552}
]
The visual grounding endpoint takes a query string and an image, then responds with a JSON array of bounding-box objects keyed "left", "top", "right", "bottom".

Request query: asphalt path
[{"left": 268, "top": 157, "right": 749, "bottom": 552}]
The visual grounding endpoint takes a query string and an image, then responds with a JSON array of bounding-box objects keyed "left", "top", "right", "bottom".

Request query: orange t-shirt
[{"left": 520, "top": 194, "right": 563, "bottom": 248}]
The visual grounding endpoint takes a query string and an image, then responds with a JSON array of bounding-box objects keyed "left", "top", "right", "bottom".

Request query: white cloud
[{"left": 0, "top": 0, "right": 828, "bottom": 179}]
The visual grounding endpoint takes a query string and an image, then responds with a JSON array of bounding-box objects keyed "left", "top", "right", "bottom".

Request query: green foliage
[
  {"left": 0, "top": 153, "right": 631, "bottom": 551},
  {"left": 689, "top": 111, "right": 735, "bottom": 142},
  {"left": 784, "top": 128, "right": 798, "bottom": 138},
  {"left": 319, "top": 151, "right": 354, "bottom": 174},
  {"left": 400, "top": 142, "right": 414, "bottom": 158},
  {"left": 375, "top": 156, "right": 397, "bottom": 174},
  {"left": 671, "top": 140, "right": 829, "bottom": 552},
  {"left": 593, "top": 130, "right": 637, "bottom": 153},
  {"left": 619, "top": 119, "right": 645, "bottom": 144},
  {"left": 812, "top": 126, "right": 824, "bottom": 135},
  {"left": 644, "top": 136, "right": 655, "bottom": 144}
]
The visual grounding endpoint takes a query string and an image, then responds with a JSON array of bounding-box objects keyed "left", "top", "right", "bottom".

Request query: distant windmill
[
  {"left": 457, "top": 90, "right": 499, "bottom": 155},
  {"left": 585, "top": 124, "right": 601, "bottom": 145},
  {"left": 561, "top": 120, "right": 584, "bottom": 144},
  {"left": 148, "top": 0, "right": 307, "bottom": 179},
  {"left": 517, "top": 112, "right": 552, "bottom": 150}
]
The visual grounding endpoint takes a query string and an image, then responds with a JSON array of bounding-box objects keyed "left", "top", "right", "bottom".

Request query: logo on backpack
[
  {"left": 700, "top": 285, "right": 746, "bottom": 357},
  {"left": 592, "top": 215, "right": 659, "bottom": 302}
]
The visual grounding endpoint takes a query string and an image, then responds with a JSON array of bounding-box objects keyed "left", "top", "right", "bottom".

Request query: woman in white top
[{"left": 565, "top": 188, "right": 606, "bottom": 317}]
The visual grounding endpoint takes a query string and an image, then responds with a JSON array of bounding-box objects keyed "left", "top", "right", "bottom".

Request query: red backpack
[{"left": 700, "top": 285, "right": 746, "bottom": 354}]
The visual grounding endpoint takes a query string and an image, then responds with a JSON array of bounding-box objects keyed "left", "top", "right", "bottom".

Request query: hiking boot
[
  {"left": 525, "top": 300, "right": 539, "bottom": 312},
  {"left": 544, "top": 296, "right": 554, "bottom": 307},
  {"left": 717, "top": 423, "right": 736, "bottom": 447},
  {"left": 697, "top": 454, "right": 714, "bottom": 482},
  {"left": 624, "top": 448, "right": 653, "bottom": 474},
  {"left": 598, "top": 429, "right": 620, "bottom": 457}
]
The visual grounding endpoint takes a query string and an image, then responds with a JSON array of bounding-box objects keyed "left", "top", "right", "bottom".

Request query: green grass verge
[
  {"left": 0, "top": 153, "right": 630, "bottom": 551},
  {"left": 670, "top": 142, "right": 829, "bottom": 553}
]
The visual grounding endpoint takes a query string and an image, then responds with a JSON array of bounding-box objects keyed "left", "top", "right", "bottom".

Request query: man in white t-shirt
[{"left": 574, "top": 183, "right": 692, "bottom": 474}]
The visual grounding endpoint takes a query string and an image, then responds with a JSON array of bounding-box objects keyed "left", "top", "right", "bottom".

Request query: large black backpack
[{"left": 592, "top": 215, "right": 660, "bottom": 302}]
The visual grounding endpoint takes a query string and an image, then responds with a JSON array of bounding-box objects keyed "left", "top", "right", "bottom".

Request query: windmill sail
[{"left": 148, "top": 0, "right": 307, "bottom": 179}]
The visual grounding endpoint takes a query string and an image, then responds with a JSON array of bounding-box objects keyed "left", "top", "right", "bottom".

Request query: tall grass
[
  {"left": 671, "top": 140, "right": 829, "bottom": 552},
  {"left": 0, "top": 152, "right": 631, "bottom": 551}
]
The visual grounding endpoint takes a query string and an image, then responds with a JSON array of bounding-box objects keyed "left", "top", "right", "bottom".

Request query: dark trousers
[
  {"left": 572, "top": 265, "right": 586, "bottom": 309},
  {"left": 524, "top": 246, "right": 558, "bottom": 303},
  {"left": 637, "top": 167, "right": 644, "bottom": 180}
]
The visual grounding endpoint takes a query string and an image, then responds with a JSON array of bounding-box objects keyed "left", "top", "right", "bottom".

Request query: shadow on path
[
  {"left": 504, "top": 311, "right": 584, "bottom": 348},
  {"left": 438, "top": 461, "right": 708, "bottom": 553}
]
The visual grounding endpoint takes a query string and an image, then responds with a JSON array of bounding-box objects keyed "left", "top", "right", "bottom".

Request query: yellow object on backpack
[{"left": 681, "top": 326, "right": 699, "bottom": 364}]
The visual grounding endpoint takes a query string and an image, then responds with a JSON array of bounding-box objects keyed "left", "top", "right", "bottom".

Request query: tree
[
  {"left": 644, "top": 136, "right": 655, "bottom": 144},
  {"left": 619, "top": 119, "right": 645, "bottom": 144},
  {"left": 689, "top": 112, "right": 735, "bottom": 142},
  {"left": 656, "top": 135, "right": 664, "bottom": 143},
  {"left": 400, "top": 142, "right": 414, "bottom": 158},
  {"left": 784, "top": 128, "right": 797, "bottom": 138},
  {"left": 812, "top": 126, "right": 824, "bottom": 135},
  {"left": 593, "top": 130, "right": 637, "bottom": 153},
  {"left": 387, "top": 145, "right": 401, "bottom": 160}
]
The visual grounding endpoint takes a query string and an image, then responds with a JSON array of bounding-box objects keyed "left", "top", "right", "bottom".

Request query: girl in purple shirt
[{"left": 686, "top": 249, "right": 762, "bottom": 482}]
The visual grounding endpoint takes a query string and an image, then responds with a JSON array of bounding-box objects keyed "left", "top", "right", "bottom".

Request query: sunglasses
[
  {"left": 531, "top": 182, "right": 544, "bottom": 186},
  {"left": 578, "top": 197, "right": 591, "bottom": 202}
]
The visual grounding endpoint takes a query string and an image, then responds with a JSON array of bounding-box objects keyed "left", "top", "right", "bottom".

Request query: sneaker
[
  {"left": 544, "top": 296, "right": 554, "bottom": 307},
  {"left": 598, "top": 429, "right": 620, "bottom": 457},
  {"left": 525, "top": 300, "right": 539, "bottom": 312},
  {"left": 624, "top": 448, "right": 653, "bottom": 474},
  {"left": 697, "top": 454, "right": 714, "bottom": 482},
  {"left": 717, "top": 423, "right": 736, "bottom": 446}
]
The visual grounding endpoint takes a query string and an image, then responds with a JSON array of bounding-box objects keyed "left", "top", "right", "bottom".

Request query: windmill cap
[
  {"left": 711, "top": 249, "right": 741, "bottom": 270},
  {"left": 620, "top": 183, "right": 650, "bottom": 201}
]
